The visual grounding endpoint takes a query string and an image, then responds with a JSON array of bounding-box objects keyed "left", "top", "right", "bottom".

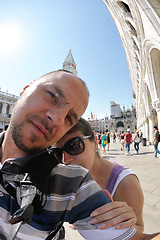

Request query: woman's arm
[
  {"left": 112, "top": 174, "right": 144, "bottom": 232},
  {"left": 90, "top": 174, "right": 144, "bottom": 232}
]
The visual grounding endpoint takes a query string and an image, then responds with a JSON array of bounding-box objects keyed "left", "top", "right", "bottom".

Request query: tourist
[
  {"left": 120, "top": 130, "right": 125, "bottom": 151},
  {"left": 133, "top": 131, "right": 141, "bottom": 154},
  {"left": 101, "top": 131, "right": 107, "bottom": 154},
  {"left": 106, "top": 131, "right": 110, "bottom": 151},
  {"left": 125, "top": 129, "right": 132, "bottom": 155},
  {"left": 153, "top": 125, "right": 160, "bottom": 158}
]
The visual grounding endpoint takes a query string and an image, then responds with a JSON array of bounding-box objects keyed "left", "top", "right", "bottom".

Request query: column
[
  {"left": 157, "top": 110, "right": 160, "bottom": 130},
  {"left": 148, "top": 116, "right": 154, "bottom": 144},
  {"left": 156, "top": 110, "right": 160, "bottom": 150},
  {"left": 143, "top": 122, "right": 147, "bottom": 138},
  {"left": 145, "top": 120, "right": 149, "bottom": 141}
]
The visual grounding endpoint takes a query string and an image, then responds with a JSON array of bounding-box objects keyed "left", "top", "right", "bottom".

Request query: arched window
[
  {"left": 6, "top": 104, "right": 10, "bottom": 115},
  {"left": 150, "top": 48, "right": 160, "bottom": 99},
  {"left": 117, "top": 121, "right": 124, "bottom": 128},
  {"left": 117, "top": 1, "right": 131, "bottom": 13},
  {"left": 0, "top": 102, "right": 3, "bottom": 113}
]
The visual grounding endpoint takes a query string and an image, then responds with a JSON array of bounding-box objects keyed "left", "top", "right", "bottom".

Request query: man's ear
[
  {"left": 20, "top": 80, "right": 36, "bottom": 96},
  {"left": 19, "top": 85, "right": 30, "bottom": 96}
]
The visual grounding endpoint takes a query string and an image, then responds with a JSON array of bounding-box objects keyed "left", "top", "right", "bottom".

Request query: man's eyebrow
[
  {"left": 54, "top": 86, "right": 78, "bottom": 123},
  {"left": 54, "top": 86, "right": 67, "bottom": 103}
]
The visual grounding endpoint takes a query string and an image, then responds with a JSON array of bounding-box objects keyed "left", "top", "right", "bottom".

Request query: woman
[
  {"left": 97, "top": 131, "right": 102, "bottom": 151},
  {"left": 101, "top": 131, "right": 107, "bottom": 154},
  {"left": 120, "top": 130, "right": 125, "bottom": 151},
  {"left": 133, "top": 131, "right": 141, "bottom": 154},
  {"left": 106, "top": 132, "right": 110, "bottom": 151},
  {"left": 56, "top": 118, "right": 144, "bottom": 232}
]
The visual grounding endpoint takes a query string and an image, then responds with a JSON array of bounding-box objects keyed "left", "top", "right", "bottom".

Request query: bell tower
[{"left": 62, "top": 49, "right": 77, "bottom": 76}]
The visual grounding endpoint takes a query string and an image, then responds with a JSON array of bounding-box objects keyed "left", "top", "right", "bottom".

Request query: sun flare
[{"left": 0, "top": 23, "right": 22, "bottom": 53}]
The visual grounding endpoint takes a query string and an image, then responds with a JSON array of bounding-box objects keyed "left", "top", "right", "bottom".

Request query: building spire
[{"left": 62, "top": 49, "right": 78, "bottom": 76}]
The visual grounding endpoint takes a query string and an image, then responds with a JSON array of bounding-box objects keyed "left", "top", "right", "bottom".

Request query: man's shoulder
[{"left": 51, "top": 163, "right": 89, "bottom": 176}]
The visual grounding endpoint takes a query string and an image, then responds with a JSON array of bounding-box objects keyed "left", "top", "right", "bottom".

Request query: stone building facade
[
  {"left": 103, "top": 0, "right": 160, "bottom": 143},
  {"left": 0, "top": 90, "right": 19, "bottom": 131},
  {"left": 109, "top": 101, "right": 136, "bottom": 133},
  {"left": 88, "top": 101, "right": 136, "bottom": 133}
]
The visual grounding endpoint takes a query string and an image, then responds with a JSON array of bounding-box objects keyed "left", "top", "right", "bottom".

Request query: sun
[{"left": 0, "top": 23, "right": 22, "bottom": 53}]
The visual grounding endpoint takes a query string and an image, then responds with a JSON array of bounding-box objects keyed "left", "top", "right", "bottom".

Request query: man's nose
[
  {"left": 62, "top": 152, "right": 73, "bottom": 165},
  {"left": 46, "top": 108, "right": 67, "bottom": 126}
]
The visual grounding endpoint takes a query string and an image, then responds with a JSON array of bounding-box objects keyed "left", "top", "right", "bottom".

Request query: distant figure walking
[
  {"left": 98, "top": 131, "right": 102, "bottom": 151},
  {"left": 139, "top": 130, "right": 143, "bottom": 140},
  {"left": 101, "top": 131, "right": 107, "bottom": 154},
  {"left": 120, "top": 131, "right": 125, "bottom": 151},
  {"left": 133, "top": 131, "right": 141, "bottom": 154},
  {"left": 125, "top": 129, "right": 132, "bottom": 155},
  {"left": 153, "top": 125, "right": 160, "bottom": 158},
  {"left": 106, "top": 132, "right": 110, "bottom": 151},
  {"left": 113, "top": 132, "right": 116, "bottom": 143}
]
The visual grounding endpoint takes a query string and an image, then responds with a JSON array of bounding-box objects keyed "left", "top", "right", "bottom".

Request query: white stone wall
[
  {"left": 103, "top": 0, "right": 160, "bottom": 143},
  {"left": 0, "top": 91, "right": 18, "bottom": 131}
]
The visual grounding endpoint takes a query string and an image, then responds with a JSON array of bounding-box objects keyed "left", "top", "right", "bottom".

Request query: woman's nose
[{"left": 62, "top": 152, "right": 74, "bottom": 165}]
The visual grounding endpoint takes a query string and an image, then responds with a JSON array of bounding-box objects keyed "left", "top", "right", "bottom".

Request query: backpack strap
[{"left": 7, "top": 174, "right": 37, "bottom": 240}]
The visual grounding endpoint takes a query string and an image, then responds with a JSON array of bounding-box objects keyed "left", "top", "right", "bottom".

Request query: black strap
[
  {"left": 45, "top": 222, "right": 64, "bottom": 240},
  {"left": 7, "top": 174, "right": 36, "bottom": 240}
]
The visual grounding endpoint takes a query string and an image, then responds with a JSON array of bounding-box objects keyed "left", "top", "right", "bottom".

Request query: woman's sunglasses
[{"left": 49, "top": 136, "right": 92, "bottom": 162}]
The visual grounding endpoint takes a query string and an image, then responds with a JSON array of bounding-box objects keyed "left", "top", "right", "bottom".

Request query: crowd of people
[{"left": 95, "top": 129, "right": 143, "bottom": 156}]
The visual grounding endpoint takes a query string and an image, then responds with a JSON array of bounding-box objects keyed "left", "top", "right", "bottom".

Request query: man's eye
[
  {"left": 66, "top": 115, "right": 73, "bottom": 126},
  {"left": 47, "top": 91, "right": 57, "bottom": 102}
]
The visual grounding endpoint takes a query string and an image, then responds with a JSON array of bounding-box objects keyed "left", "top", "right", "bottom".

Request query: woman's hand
[{"left": 90, "top": 201, "right": 137, "bottom": 229}]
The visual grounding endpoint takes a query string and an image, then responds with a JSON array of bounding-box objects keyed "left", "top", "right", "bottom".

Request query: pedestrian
[
  {"left": 125, "top": 129, "right": 132, "bottom": 155},
  {"left": 139, "top": 130, "right": 143, "bottom": 140},
  {"left": 153, "top": 125, "right": 160, "bottom": 158},
  {"left": 101, "top": 131, "right": 107, "bottom": 154},
  {"left": 113, "top": 132, "right": 116, "bottom": 143},
  {"left": 97, "top": 131, "right": 102, "bottom": 151},
  {"left": 106, "top": 131, "right": 110, "bottom": 151},
  {"left": 56, "top": 118, "right": 144, "bottom": 232},
  {"left": 120, "top": 130, "right": 125, "bottom": 151},
  {"left": 133, "top": 131, "right": 141, "bottom": 154}
]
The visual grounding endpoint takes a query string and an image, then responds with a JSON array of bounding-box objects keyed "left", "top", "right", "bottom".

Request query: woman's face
[{"left": 56, "top": 130, "right": 96, "bottom": 170}]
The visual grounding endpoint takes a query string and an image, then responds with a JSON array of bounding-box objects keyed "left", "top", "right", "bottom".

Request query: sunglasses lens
[{"left": 64, "top": 137, "right": 85, "bottom": 155}]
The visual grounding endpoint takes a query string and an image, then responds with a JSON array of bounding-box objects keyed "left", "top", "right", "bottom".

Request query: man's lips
[{"left": 31, "top": 121, "right": 48, "bottom": 139}]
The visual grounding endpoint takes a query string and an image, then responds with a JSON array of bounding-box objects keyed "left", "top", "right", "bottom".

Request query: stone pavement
[{"left": 64, "top": 140, "right": 160, "bottom": 239}]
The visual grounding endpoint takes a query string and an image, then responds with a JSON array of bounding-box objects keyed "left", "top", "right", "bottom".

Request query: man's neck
[{"left": 1, "top": 130, "right": 27, "bottom": 164}]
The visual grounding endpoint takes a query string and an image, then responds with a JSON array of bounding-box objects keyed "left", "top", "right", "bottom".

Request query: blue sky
[{"left": 0, "top": 0, "right": 134, "bottom": 119}]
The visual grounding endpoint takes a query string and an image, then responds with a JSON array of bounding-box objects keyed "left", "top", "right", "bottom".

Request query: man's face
[{"left": 10, "top": 71, "right": 88, "bottom": 154}]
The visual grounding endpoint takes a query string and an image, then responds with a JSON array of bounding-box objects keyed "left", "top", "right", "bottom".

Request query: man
[
  {"left": 125, "top": 128, "right": 132, "bottom": 155},
  {"left": 0, "top": 70, "right": 159, "bottom": 240},
  {"left": 153, "top": 125, "right": 160, "bottom": 158}
]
